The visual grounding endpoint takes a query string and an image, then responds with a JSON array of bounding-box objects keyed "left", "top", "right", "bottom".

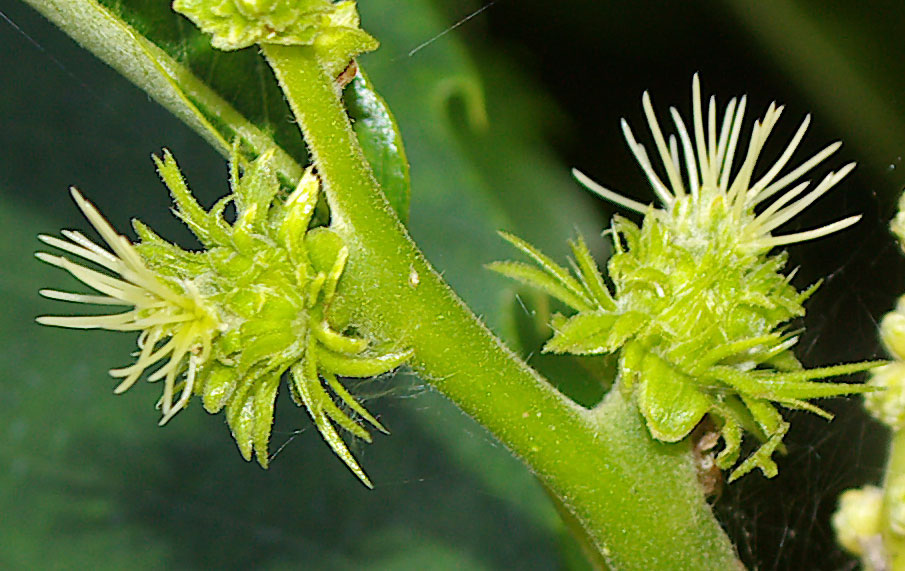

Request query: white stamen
[
  {"left": 692, "top": 74, "right": 714, "bottom": 189},
  {"left": 759, "top": 215, "right": 862, "bottom": 248},
  {"left": 61, "top": 230, "right": 120, "bottom": 265},
  {"left": 576, "top": 76, "right": 860, "bottom": 251},
  {"left": 748, "top": 115, "right": 811, "bottom": 200},
  {"left": 752, "top": 141, "right": 843, "bottom": 206},
  {"left": 572, "top": 169, "right": 650, "bottom": 215},
  {"left": 729, "top": 104, "right": 783, "bottom": 207},
  {"left": 622, "top": 119, "right": 674, "bottom": 205},
  {"left": 643, "top": 92, "right": 686, "bottom": 197},
  {"left": 37, "top": 190, "right": 219, "bottom": 426},
  {"left": 36, "top": 254, "right": 151, "bottom": 302},
  {"left": 669, "top": 135, "right": 684, "bottom": 195},
  {"left": 756, "top": 163, "right": 856, "bottom": 235},
  {"left": 112, "top": 331, "right": 163, "bottom": 393},
  {"left": 39, "top": 234, "right": 119, "bottom": 272},
  {"left": 39, "top": 289, "right": 129, "bottom": 305},
  {"left": 720, "top": 96, "right": 748, "bottom": 191},
  {"left": 159, "top": 354, "right": 199, "bottom": 426},
  {"left": 670, "top": 107, "right": 700, "bottom": 197},
  {"left": 715, "top": 98, "right": 738, "bottom": 184},
  {"left": 751, "top": 180, "right": 811, "bottom": 232}
]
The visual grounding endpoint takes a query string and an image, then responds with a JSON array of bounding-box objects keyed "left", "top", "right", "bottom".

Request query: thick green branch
[{"left": 262, "top": 44, "right": 739, "bottom": 570}]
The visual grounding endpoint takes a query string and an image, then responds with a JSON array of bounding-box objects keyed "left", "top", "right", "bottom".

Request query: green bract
[
  {"left": 172, "top": 0, "right": 377, "bottom": 73},
  {"left": 36, "top": 149, "right": 410, "bottom": 487},
  {"left": 491, "top": 76, "right": 880, "bottom": 482}
]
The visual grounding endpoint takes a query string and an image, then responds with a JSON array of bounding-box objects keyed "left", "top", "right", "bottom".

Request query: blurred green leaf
[
  {"left": 22, "top": 0, "right": 413, "bottom": 207},
  {"left": 99, "top": 0, "right": 307, "bottom": 162}
]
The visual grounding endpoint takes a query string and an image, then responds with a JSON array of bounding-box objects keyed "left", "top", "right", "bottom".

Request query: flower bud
[{"left": 833, "top": 486, "right": 884, "bottom": 557}]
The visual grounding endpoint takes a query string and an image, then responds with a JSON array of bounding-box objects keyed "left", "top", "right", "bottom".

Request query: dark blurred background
[{"left": 2, "top": 0, "right": 904, "bottom": 569}]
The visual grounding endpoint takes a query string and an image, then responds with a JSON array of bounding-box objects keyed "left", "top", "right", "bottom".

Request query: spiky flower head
[
  {"left": 574, "top": 74, "right": 860, "bottom": 253},
  {"left": 492, "top": 75, "right": 878, "bottom": 482},
  {"left": 37, "top": 149, "right": 409, "bottom": 487},
  {"left": 172, "top": 0, "right": 377, "bottom": 73}
]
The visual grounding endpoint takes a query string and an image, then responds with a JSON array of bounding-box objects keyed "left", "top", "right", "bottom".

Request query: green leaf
[
  {"left": 152, "top": 149, "right": 223, "bottom": 246},
  {"left": 545, "top": 311, "right": 618, "bottom": 354},
  {"left": 727, "top": 396, "right": 789, "bottom": 481},
  {"left": 226, "top": 382, "right": 256, "bottom": 461},
  {"left": 545, "top": 311, "right": 646, "bottom": 356},
  {"left": 710, "top": 362, "right": 882, "bottom": 400},
  {"left": 22, "top": 0, "right": 306, "bottom": 183},
  {"left": 251, "top": 374, "right": 280, "bottom": 468},
  {"left": 315, "top": 345, "right": 411, "bottom": 378},
  {"left": 637, "top": 353, "right": 712, "bottom": 442},
  {"left": 23, "top": 0, "right": 391, "bottom": 201},
  {"left": 569, "top": 234, "right": 616, "bottom": 310},
  {"left": 344, "top": 71, "right": 411, "bottom": 224},
  {"left": 497, "top": 231, "right": 593, "bottom": 311},
  {"left": 200, "top": 363, "right": 239, "bottom": 413},
  {"left": 323, "top": 371, "right": 388, "bottom": 433},
  {"left": 487, "top": 260, "right": 590, "bottom": 311}
]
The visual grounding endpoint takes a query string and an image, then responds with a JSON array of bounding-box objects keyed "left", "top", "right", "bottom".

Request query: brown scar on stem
[
  {"left": 336, "top": 60, "right": 359, "bottom": 90},
  {"left": 692, "top": 417, "right": 724, "bottom": 501}
]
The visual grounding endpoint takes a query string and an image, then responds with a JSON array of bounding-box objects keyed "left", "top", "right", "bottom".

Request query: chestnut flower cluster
[
  {"left": 492, "top": 76, "right": 877, "bottom": 481},
  {"left": 37, "top": 149, "right": 409, "bottom": 486}
]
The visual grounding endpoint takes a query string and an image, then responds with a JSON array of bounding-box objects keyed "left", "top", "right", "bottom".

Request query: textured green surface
[
  {"left": 8, "top": 0, "right": 905, "bottom": 568},
  {"left": 0, "top": 0, "right": 590, "bottom": 568}
]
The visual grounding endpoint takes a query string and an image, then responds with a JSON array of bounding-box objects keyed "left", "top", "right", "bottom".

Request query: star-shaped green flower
[
  {"left": 37, "top": 148, "right": 410, "bottom": 486},
  {"left": 492, "top": 76, "right": 880, "bottom": 481}
]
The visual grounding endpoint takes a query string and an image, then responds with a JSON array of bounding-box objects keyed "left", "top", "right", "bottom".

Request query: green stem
[
  {"left": 261, "top": 44, "right": 739, "bottom": 569},
  {"left": 883, "top": 429, "right": 905, "bottom": 566}
]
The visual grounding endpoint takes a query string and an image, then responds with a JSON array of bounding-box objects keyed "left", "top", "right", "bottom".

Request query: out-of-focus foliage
[{"left": 3, "top": 0, "right": 905, "bottom": 569}]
